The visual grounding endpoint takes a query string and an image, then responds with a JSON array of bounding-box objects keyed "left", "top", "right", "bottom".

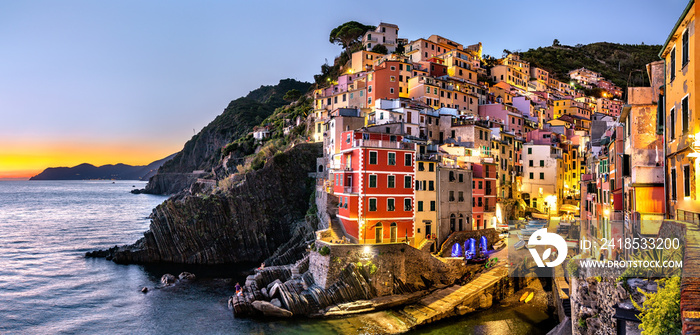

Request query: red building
[
  {"left": 334, "top": 130, "right": 415, "bottom": 244},
  {"left": 472, "top": 162, "right": 498, "bottom": 228},
  {"left": 472, "top": 175, "right": 485, "bottom": 229}
]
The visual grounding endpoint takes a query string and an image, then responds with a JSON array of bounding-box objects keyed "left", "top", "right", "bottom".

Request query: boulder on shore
[
  {"left": 251, "top": 300, "right": 293, "bottom": 318},
  {"left": 179, "top": 272, "right": 196, "bottom": 281},
  {"left": 161, "top": 273, "right": 177, "bottom": 285}
]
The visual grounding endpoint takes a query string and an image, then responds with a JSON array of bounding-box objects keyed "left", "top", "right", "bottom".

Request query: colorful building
[
  {"left": 661, "top": 0, "right": 700, "bottom": 223},
  {"left": 335, "top": 130, "right": 416, "bottom": 244}
]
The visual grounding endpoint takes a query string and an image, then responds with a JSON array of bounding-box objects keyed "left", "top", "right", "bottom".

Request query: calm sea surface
[{"left": 0, "top": 180, "right": 556, "bottom": 334}]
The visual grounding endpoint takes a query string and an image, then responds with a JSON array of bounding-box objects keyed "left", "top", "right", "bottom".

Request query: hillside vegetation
[
  {"left": 157, "top": 79, "right": 311, "bottom": 175},
  {"left": 516, "top": 42, "right": 661, "bottom": 89}
]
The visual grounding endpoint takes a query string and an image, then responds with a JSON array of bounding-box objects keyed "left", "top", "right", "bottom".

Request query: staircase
[
  {"left": 329, "top": 217, "right": 357, "bottom": 243},
  {"left": 418, "top": 238, "right": 435, "bottom": 252}
]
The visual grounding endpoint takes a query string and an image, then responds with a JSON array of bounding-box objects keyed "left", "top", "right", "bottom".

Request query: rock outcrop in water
[{"left": 89, "top": 143, "right": 322, "bottom": 265}]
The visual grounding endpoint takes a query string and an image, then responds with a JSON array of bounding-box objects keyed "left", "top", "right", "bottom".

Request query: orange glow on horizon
[{"left": 0, "top": 139, "right": 180, "bottom": 179}]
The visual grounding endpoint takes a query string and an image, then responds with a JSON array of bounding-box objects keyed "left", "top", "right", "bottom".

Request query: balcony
[
  {"left": 418, "top": 153, "right": 439, "bottom": 161},
  {"left": 353, "top": 139, "right": 414, "bottom": 150},
  {"left": 344, "top": 186, "right": 353, "bottom": 194},
  {"left": 366, "top": 37, "right": 378, "bottom": 43}
]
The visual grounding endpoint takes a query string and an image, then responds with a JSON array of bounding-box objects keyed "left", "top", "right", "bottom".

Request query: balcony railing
[
  {"left": 353, "top": 139, "right": 414, "bottom": 150},
  {"left": 418, "top": 153, "right": 439, "bottom": 161}
]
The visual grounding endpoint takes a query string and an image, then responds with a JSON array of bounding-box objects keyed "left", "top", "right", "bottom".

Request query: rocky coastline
[
  {"left": 87, "top": 143, "right": 323, "bottom": 266},
  {"left": 227, "top": 236, "right": 522, "bottom": 331}
]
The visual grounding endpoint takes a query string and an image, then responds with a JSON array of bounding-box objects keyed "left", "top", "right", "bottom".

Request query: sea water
[{"left": 0, "top": 180, "right": 556, "bottom": 334}]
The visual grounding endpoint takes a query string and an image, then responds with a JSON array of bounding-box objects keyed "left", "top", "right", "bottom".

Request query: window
[
  {"left": 405, "top": 153, "right": 412, "bottom": 166},
  {"left": 388, "top": 175, "right": 395, "bottom": 188},
  {"left": 671, "top": 168, "right": 677, "bottom": 200},
  {"left": 684, "top": 165, "right": 691, "bottom": 197},
  {"left": 670, "top": 108, "right": 676, "bottom": 140},
  {"left": 449, "top": 171, "right": 455, "bottom": 181},
  {"left": 429, "top": 180, "right": 435, "bottom": 191},
  {"left": 540, "top": 173, "right": 544, "bottom": 179},
  {"left": 478, "top": 181, "right": 483, "bottom": 189},
  {"left": 529, "top": 172, "right": 534, "bottom": 179},
  {"left": 369, "top": 198, "right": 377, "bottom": 211},
  {"left": 369, "top": 151, "right": 378, "bottom": 164},
  {"left": 368, "top": 85, "right": 372, "bottom": 93},
  {"left": 388, "top": 198, "right": 395, "bottom": 211},
  {"left": 418, "top": 162, "right": 424, "bottom": 171},
  {"left": 478, "top": 197, "right": 483, "bottom": 207},
  {"left": 404, "top": 198, "right": 412, "bottom": 211},
  {"left": 459, "top": 173, "right": 464, "bottom": 183},
  {"left": 682, "top": 96, "right": 689, "bottom": 134},
  {"left": 369, "top": 175, "right": 377, "bottom": 188},
  {"left": 390, "top": 66, "right": 396, "bottom": 71},
  {"left": 458, "top": 191, "right": 464, "bottom": 202},
  {"left": 429, "top": 163, "right": 434, "bottom": 172},
  {"left": 404, "top": 175, "right": 411, "bottom": 188},
  {"left": 529, "top": 160, "right": 533, "bottom": 167},
  {"left": 670, "top": 48, "right": 676, "bottom": 81},
  {"left": 387, "top": 152, "right": 397, "bottom": 165},
  {"left": 540, "top": 160, "right": 544, "bottom": 167},
  {"left": 449, "top": 191, "right": 455, "bottom": 202},
  {"left": 430, "top": 201, "right": 436, "bottom": 211},
  {"left": 418, "top": 201, "right": 424, "bottom": 212},
  {"left": 683, "top": 29, "right": 689, "bottom": 66},
  {"left": 390, "top": 88, "right": 394, "bottom": 94}
]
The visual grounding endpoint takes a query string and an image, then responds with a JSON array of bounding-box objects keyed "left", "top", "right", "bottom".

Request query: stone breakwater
[
  {"left": 87, "top": 143, "right": 322, "bottom": 266},
  {"left": 229, "top": 236, "right": 508, "bottom": 323}
]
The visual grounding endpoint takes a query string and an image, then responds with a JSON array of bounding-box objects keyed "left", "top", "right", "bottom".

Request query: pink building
[{"left": 478, "top": 103, "right": 525, "bottom": 135}]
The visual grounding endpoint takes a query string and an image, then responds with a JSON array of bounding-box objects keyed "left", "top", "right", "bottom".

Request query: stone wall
[
  {"left": 569, "top": 219, "right": 689, "bottom": 335},
  {"left": 309, "top": 241, "right": 468, "bottom": 296}
]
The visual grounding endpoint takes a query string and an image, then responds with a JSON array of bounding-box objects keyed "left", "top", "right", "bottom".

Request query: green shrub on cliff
[
  {"left": 567, "top": 258, "right": 580, "bottom": 278},
  {"left": 633, "top": 276, "right": 681, "bottom": 335},
  {"left": 318, "top": 246, "right": 330, "bottom": 256}
]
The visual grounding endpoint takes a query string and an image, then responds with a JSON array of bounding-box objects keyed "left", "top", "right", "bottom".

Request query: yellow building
[
  {"left": 661, "top": 0, "right": 700, "bottom": 222},
  {"left": 553, "top": 99, "right": 592, "bottom": 119},
  {"left": 414, "top": 144, "right": 439, "bottom": 251}
]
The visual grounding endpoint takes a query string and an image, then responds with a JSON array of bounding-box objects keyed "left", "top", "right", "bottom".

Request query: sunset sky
[{"left": 0, "top": 0, "right": 688, "bottom": 179}]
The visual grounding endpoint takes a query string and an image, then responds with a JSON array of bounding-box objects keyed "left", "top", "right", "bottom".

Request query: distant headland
[{"left": 29, "top": 154, "right": 176, "bottom": 181}]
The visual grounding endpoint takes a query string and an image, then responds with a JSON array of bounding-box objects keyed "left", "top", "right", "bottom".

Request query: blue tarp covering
[
  {"left": 464, "top": 238, "right": 476, "bottom": 259},
  {"left": 451, "top": 243, "right": 463, "bottom": 257},
  {"left": 480, "top": 236, "right": 488, "bottom": 253}
]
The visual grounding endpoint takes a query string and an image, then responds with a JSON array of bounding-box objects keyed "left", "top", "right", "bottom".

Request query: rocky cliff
[
  {"left": 90, "top": 142, "right": 322, "bottom": 265},
  {"left": 139, "top": 79, "right": 311, "bottom": 195}
]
